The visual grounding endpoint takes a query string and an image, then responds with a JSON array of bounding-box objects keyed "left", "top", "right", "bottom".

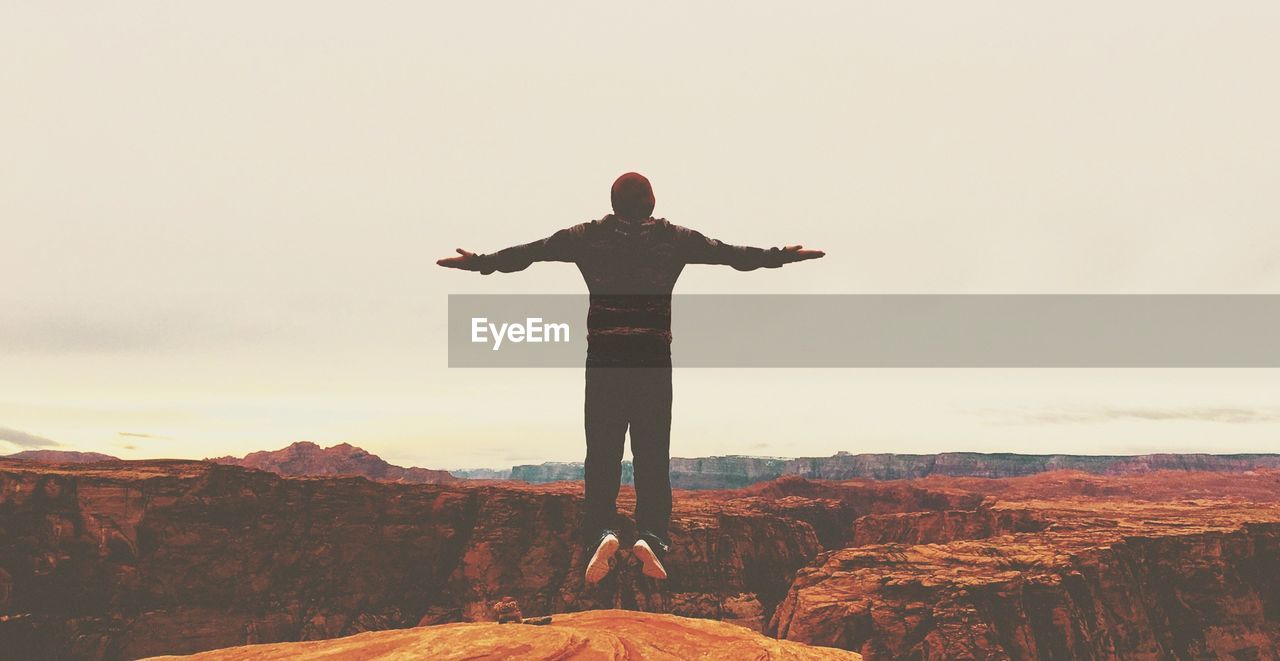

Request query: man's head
[{"left": 611, "top": 172, "right": 655, "bottom": 221}]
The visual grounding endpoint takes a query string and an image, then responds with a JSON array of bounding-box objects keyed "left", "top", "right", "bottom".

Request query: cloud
[
  {"left": 0, "top": 426, "right": 60, "bottom": 448},
  {"left": 976, "top": 406, "right": 1280, "bottom": 425},
  {"left": 118, "top": 431, "right": 171, "bottom": 440},
  {"left": 0, "top": 313, "right": 270, "bottom": 355}
]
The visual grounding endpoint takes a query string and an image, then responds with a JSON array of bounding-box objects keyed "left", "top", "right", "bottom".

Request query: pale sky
[{"left": 2, "top": 2, "right": 1279, "bottom": 469}]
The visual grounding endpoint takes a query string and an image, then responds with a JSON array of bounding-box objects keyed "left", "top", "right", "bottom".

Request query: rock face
[
  {"left": 506, "top": 452, "right": 1280, "bottom": 488},
  {"left": 723, "top": 476, "right": 983, "bottom": 552},
  {"left": 509, "top": 458, "right": 792, "bottom": 489},
  {"left": 5, "top": 458, "right": 1280, "bottom": 660},
  {"left": 1, "top": 459, "right": 948, "bottom": 659},
  {"left": 449, "top": 467, "right": 512, "bottom": 480},
  {"left": 669, "top": 456, "right": 792, "bottom": 488},
  {"left": 510, "top": 461, "right": 601, "bottom": 484},
  {"left": 783, "top": 451, "right": 1280, "bottom": 481},
  {"left": 208, "top": 441, "right": 458, "bottom": 485},
  {"left": 849, "top": 504, "right": 1049, "bottom": 547},
  {"left": 207, "top": 445, "right": 1280, "bottom": 488},
  {"left": 769, "top": 471, "right": 1280, "bottom": 659},
  {"left": 146, "top": 610, "right": 861, "bottom": 660}
]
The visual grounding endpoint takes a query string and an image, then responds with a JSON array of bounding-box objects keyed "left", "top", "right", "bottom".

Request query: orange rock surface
[
  {"left": 4, "top": 460, "right": 940, "bottom": 658},
  {"left": 146, "top": 610, "right": 860, "bottom": 660},
  {"left": 771, "top": 471, "right": 1280, "bottom": 659},
  {"left": 5, "top": 459, "right": 1280, "bottom": 659}
]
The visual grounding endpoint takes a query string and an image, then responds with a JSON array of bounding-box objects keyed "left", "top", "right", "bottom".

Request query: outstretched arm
[
  {"left": 675, "top": 226, "right": 824, "bottom": 271},
  {"left": 437, "top": 225, "right": 584, "bottom": 274}
]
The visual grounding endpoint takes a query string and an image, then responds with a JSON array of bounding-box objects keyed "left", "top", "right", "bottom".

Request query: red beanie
[{"left": 611, "top": 172, "right": 655, "bottom": 220}]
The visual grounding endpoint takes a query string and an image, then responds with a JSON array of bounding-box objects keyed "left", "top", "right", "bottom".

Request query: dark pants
[{"left": 582, "top": 362, "right": 673, "bottom": 543}]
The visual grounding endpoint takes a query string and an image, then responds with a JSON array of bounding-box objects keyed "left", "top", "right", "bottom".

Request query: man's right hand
[
  {"left": 437, "top": 248, "right": 483, "bottom": 270},
  {"left": 782, "top": 245, "right": 825, "bottom": 262}
]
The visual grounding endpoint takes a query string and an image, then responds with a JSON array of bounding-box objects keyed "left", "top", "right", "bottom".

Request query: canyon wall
[
  {"left": 770, "top": 488, "right": 1280, "bottom": 659},
  {"left": 505, "top": 452, "right": 1280, "bottom": 487},
  {"left": 0, "top": 460, "right": 901, "bottom": 660},
  {"left": 783, "top": 451, "right": 1280, "bottom": 481},
  {"left": 5, "top": 459, "right": 1280, "bottom": 660},
  {"left": 17, "top": 447, "right": 1280, "bottom": 491}
]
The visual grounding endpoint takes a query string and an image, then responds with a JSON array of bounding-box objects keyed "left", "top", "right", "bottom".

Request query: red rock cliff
[
  {"left": 0, "top": 459, "right": 871, "bottom": 659},
  {"left": 769, "top": 472, "right": 1280, "bottom": 659}
]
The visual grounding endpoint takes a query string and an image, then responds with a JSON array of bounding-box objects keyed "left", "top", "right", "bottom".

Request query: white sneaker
[
  {"left": 584, "top": 531, "right": 620, "bottom": 584},
  {"left": 632, "top": 539, "right": 668, "bottom": 580}
]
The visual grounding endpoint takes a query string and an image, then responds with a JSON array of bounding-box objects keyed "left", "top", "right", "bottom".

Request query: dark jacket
[{"left": 476, "top": 214, "right": 794, "bottom": 357}]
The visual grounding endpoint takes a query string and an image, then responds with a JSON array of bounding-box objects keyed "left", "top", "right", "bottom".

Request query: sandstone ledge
[{"left": 147, "top": 610, "right": 860, "bottom": 660}]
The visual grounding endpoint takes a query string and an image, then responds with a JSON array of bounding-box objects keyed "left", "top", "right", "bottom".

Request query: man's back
[
  {"left": 570, "top": 215, "right": 689, "bottom": 296},
  {"left": 472, "top": 213, "right": 797, "bottom": 356},
  {"left": 476, "top": 214, "right": 791, "bottom": 288}
]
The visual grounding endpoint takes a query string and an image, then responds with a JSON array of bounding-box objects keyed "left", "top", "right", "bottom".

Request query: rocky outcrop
[
  {"left": 507, "top": 452, "right": 1280, "bottom": 488},
  {"left": 727, "top": 476, "right": 983, "bottom": 551},
  {"left": 783, "top": 451, "right": 1280, "bottom": 481},
  {"left": 5, "top": 450, "right": 120, "bottom": 463},
  {"left": 668, "top": 456, "right": 792, "bottom": 489},
  {"left": 146, "top": 610, "right": 861, "bottom": 660},
  {"left": 211, "top": 445, "right": 1280, "bottom": 489},
  {"left": 0, "top": 459, "right": 846, "bottom": 659},
  {"left": 208, "top": 442, "right": 458, "bottom": 485},
  {"left": 510, "top": 457, "right": 791, "bottom": 489},
  {"left": 449, "top": 467, "right": 512, "bottom": 480},
  {"left": 7, "top": 457, "right": 1280, "bottom": 660},
  {"left": 510, "top": 461, "right": 599, "bottom": 484},
  {"left": 849, "top": 503, "right": 1049, "bottom": 547},
  {"left": 769, "top": 473, "right": 1280, "bottom": 659}
]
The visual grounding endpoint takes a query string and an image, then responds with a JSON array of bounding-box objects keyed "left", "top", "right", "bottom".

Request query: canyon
[
  {"left": 18, "top": 444, "right": 1280, "bottom": 489},
  {"left": 771, "top": 471, "right": 1280, "bottom": 659},
  {"left": 1, "top": 457, "right": 1278, "bottom": 659},
  {"left": 0, "top": 459, "right": 895, "bottom": 659}
]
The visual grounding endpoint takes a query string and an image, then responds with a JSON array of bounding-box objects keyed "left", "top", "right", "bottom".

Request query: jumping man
[{"left": 438, "top": 173, "right": 823, "bottom": 584}]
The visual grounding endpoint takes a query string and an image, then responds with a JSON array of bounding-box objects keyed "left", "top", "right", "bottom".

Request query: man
[{"left": 438, "top": 172, "right": 823, "bottom": 584}]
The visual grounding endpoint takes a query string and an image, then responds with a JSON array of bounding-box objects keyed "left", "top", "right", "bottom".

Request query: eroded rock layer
[
  {"left": 0, "top": 460, "right": 947, "bottom": 659},
  {"left": 5, "top": 460, "right": 1280, "bottom": 660},
  {"left": 145, "top": 610, "right": 861, "bottom": 660},
  {"left": 770, "top": 472, "right": 1280, "bottom": 659}
]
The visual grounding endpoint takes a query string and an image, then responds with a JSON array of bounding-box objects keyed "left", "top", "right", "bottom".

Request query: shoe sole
[
  {"left": 633, "top": 540, "right": 668, "bottom": 580},
  {"left": 584, "top": 534, "right": 620, "bottom": 584}
]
